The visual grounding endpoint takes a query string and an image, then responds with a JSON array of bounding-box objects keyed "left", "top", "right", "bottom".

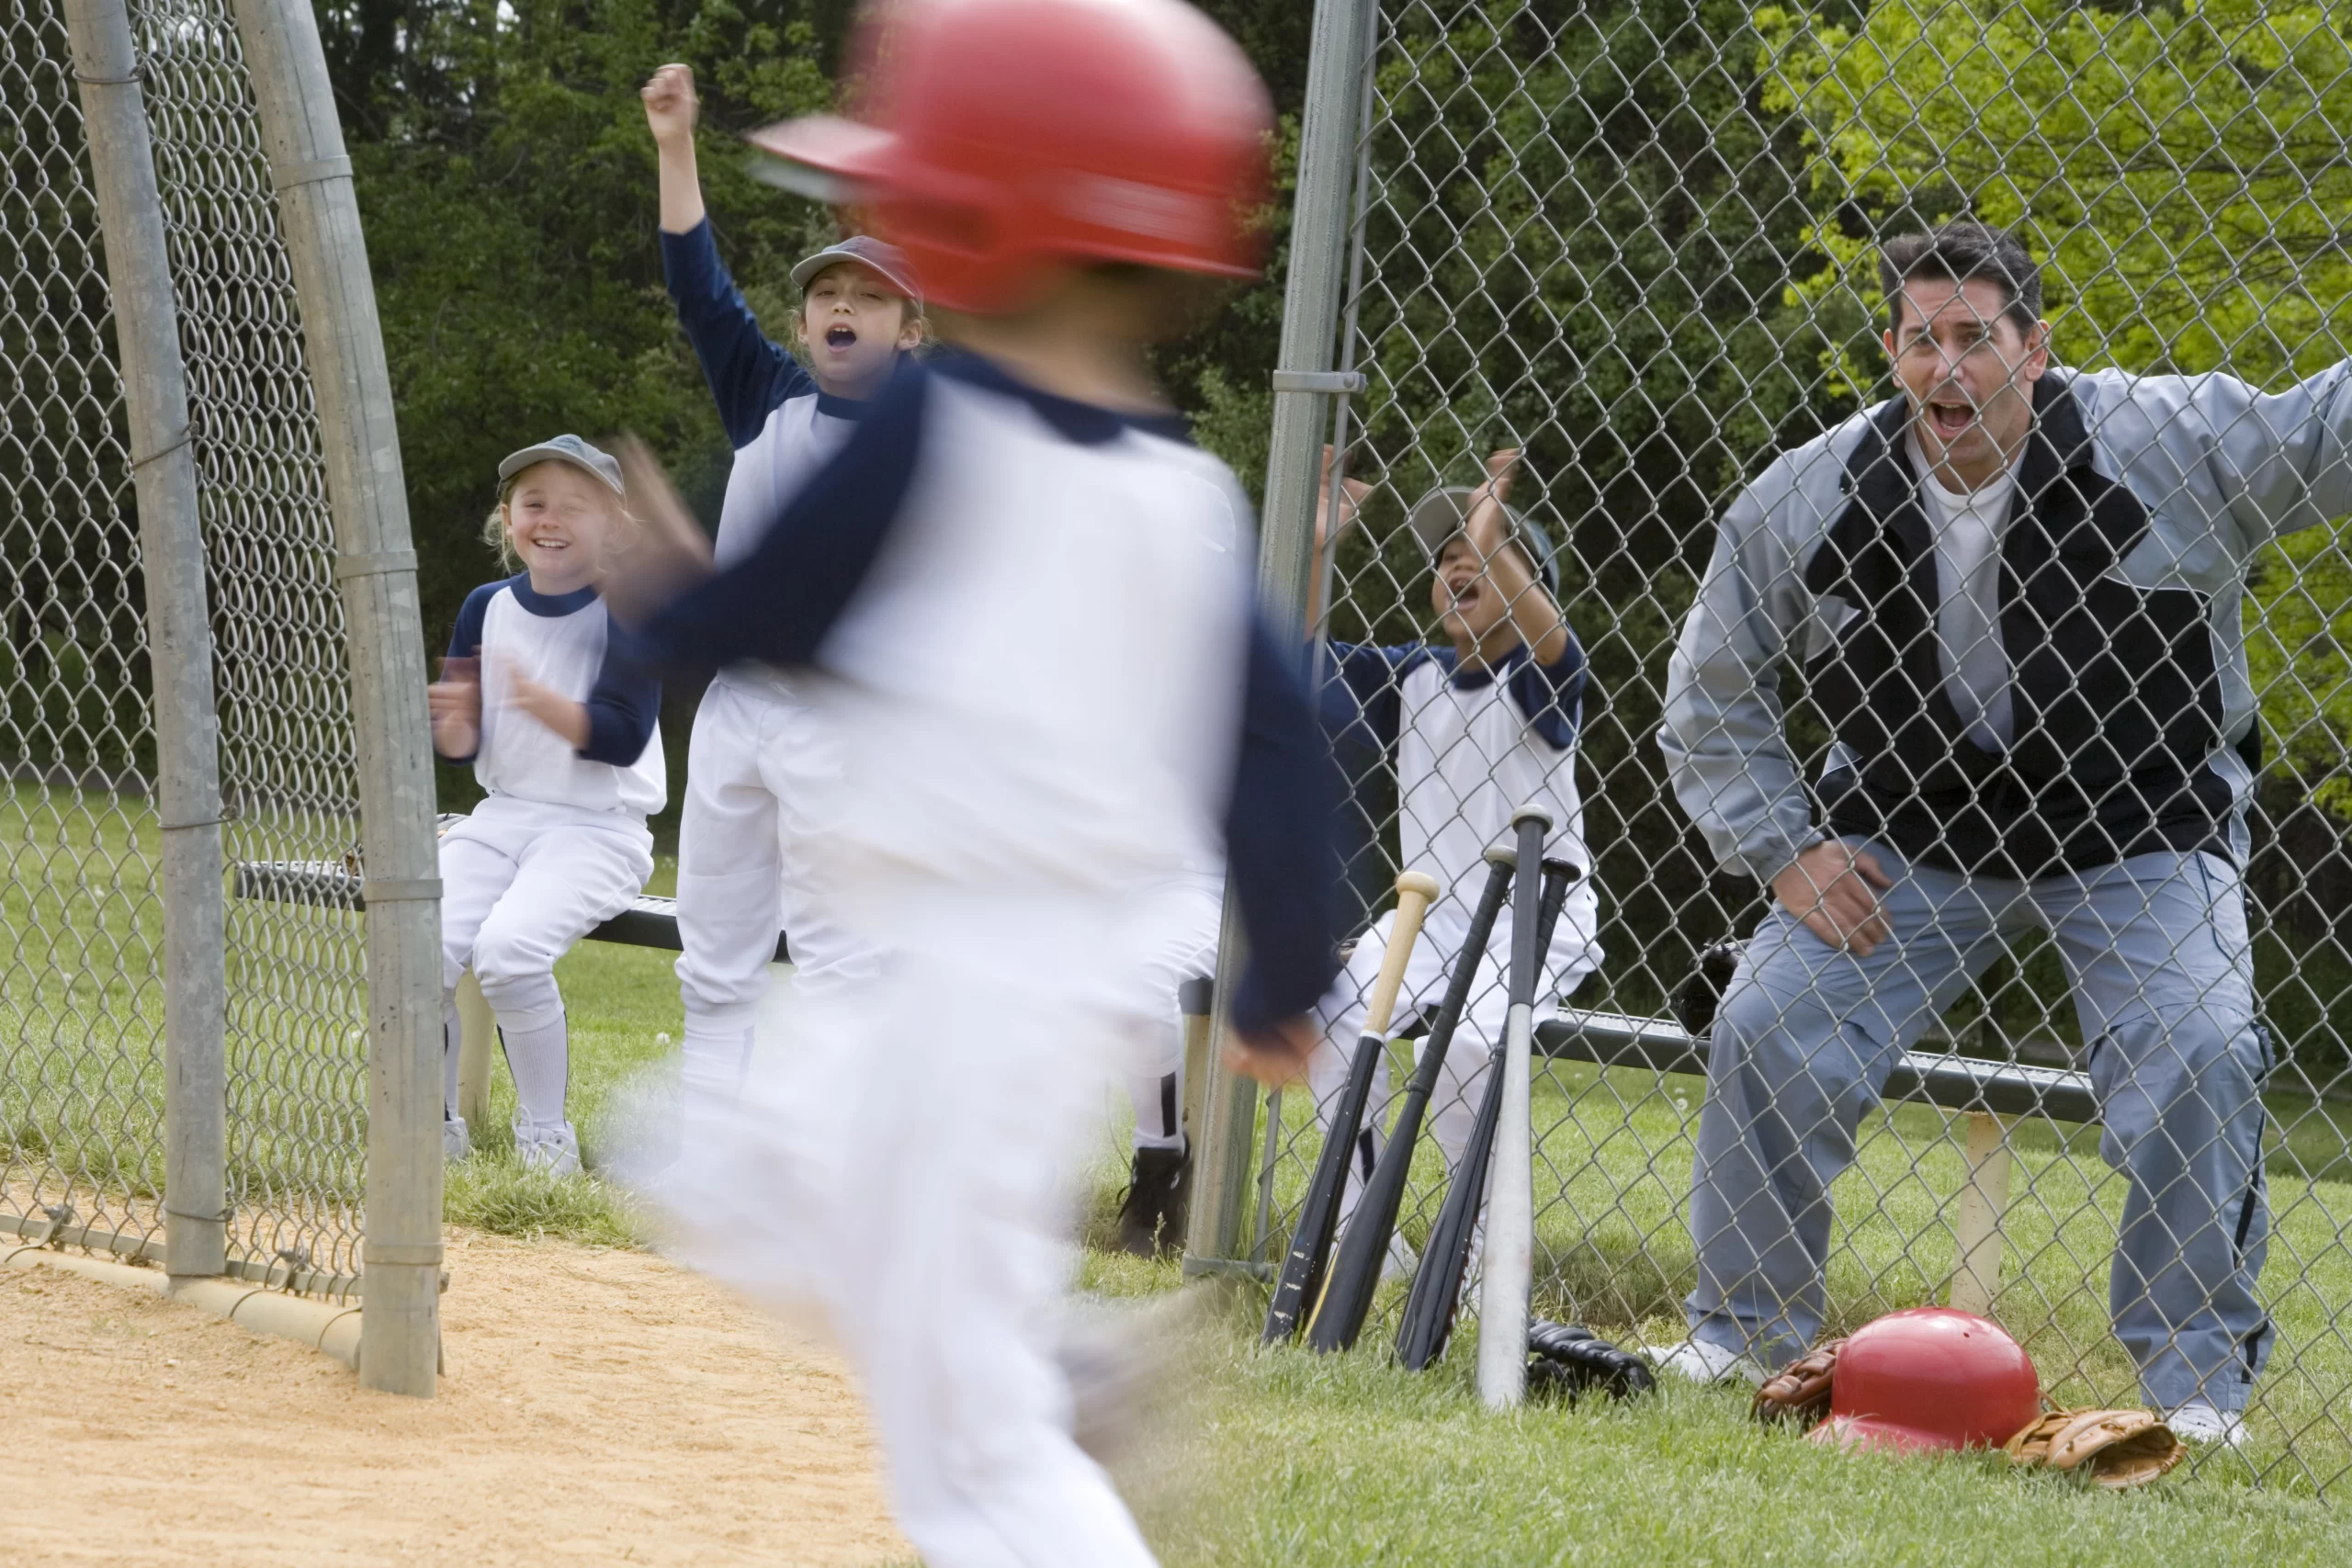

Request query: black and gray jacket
[{"left": 1661, "top": 362, "right": 2352, "bottom": 881}]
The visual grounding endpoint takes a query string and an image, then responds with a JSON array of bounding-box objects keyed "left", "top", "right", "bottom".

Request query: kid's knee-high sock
[
  {"left": 680, "top": 1023, "right": 754, "bottom": 1135},
  {"left": 498, "top": 1010, "right": 572, "bottom": 1132}
]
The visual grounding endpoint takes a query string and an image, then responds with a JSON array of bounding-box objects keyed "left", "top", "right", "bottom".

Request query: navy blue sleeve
[
  {"left": 445, "top": 581, "right": 501, "bottom": 661},
  {"left": 1506, "top": 627, "right": 1589, "bottom": 751},
  {"left": 578, "top": 616, "right": 664, "bottom": 766},
  {"left": 1225, "top": 614, "right": 1344, "bottom": 1036},
  {"left": 639, "top": 361, "right": 928, "bottom": 671},
  {"left": 1319, "top": 640, "right": 1418, "bottom": 753},
  {"left": 662, "top": 219, "right": 816, "bottom": 449},
  {"left": 435, "top": 581, "right": 504, "bottom": 763}
]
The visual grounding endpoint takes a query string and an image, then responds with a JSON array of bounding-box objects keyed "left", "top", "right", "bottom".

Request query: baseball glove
[
  {"left": 1672, "top": 940, "right": 1746, "bottom": 1038},
  {"left": 1525, "top": 1319, "right": 1657, "bottom": 1402},
  {"left": 1751, "top": 1338, "right": 1844, "bottom": 1427},
  {"left": 2004, "top": 1408, "right": 2184, "bottom": 1489}
]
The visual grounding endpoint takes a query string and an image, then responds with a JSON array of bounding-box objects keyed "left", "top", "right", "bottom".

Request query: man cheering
[{"left": 1655, "top": 221, "right": 2341, "bottom": 1447}]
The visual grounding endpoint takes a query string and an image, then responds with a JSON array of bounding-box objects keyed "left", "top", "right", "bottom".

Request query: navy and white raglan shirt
[
  {"left": 662, "top": 219, "right": 872, "bottom": 571},
  {"left": 1321, "top": 632, "right": 1602, "bottom": 968},
  {"left": 636, "top": 352, "right": 1341, "bottom": 1034},
  {"left": 441, "top": 574, "right": 666, "bottom": 818}
]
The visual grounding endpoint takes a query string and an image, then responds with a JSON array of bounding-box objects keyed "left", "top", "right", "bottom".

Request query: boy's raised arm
[
  {"left": 644, "top": 63, "right": 813, "bottom": 446},
  {"left": 1465, "top": 448, "right": 1568, "bottom": 666}
]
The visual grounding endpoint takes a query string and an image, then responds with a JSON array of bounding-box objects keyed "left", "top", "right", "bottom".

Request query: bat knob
[
  {"left": 1510, "top": 802, "right": 1554, "bottom": 833},
  {"left": 1541, "top": 856, "right": 1582, "bottom": 883},
  {"left": 1482, "top": 846, "right": 1518, "bottom": 871},
  {"left": 1394, "top": 870, "right": 1442, "bottom": 903}
]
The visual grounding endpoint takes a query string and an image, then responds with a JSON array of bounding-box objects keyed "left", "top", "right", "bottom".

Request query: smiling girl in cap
[{"left": 427, "top": 435, "right": 665, "bottom": 1175}]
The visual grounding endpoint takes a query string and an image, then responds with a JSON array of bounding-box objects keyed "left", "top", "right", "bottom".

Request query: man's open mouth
[{"left": 1926, "top": 398, "right": 1976, "bottom": 440}]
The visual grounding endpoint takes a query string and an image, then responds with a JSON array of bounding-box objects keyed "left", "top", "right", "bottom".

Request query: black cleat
[{"left": 1113, "top": 1145, "right": 1192, "bottom": 1258}]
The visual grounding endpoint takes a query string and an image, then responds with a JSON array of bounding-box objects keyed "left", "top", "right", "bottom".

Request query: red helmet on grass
[
  {"left": 1809, "top": 1307, "right": 2041, "bottom": 1454},
  {"left": 747, "top": 0, "right": 1274, "bottom": 313}
]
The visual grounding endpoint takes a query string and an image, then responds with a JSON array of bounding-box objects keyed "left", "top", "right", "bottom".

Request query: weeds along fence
[
  {"left": 1190, "top": 0, "right": 2352, "bottom": 1493},
  {"left": 0, "top": 0, "right": 440, "bottom": 1393}
]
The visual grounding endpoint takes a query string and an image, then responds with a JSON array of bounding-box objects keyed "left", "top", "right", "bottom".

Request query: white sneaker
[
  {"left": 516, "top": 1119, "right": 582, "bottom": 1178},
  {"left": 443, "top": 1114, "right": 470, "bottom": 1162},
  {"left": 1643, "top": 1337, "right": 1768, "bottom": 1387},
  {"left": 2166, "top": 1402, "right": 2249, "bottom": 1450},
  {"left": 1382, "top": 1233, "right": 1420, "bottom": 1286}
]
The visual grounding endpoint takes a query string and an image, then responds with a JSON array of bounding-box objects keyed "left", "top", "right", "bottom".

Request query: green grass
[
  {"left": 1117, "top": 1307, "right": 2352, "bottom": 1566},
  {"left": 19, "top": 784, "right": 2352, "bottom": 1506}
]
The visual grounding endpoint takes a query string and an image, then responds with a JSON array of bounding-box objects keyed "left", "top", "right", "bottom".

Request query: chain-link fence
[
  {"left": 3, "top": 0, "right": 438, "bottom": 1385},
  {"left": 1221, "top": 0, "right": 2352, "bottom": 1493}
]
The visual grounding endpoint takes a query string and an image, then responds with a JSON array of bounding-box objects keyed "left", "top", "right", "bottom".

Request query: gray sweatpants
[{"left": 1684, "top": 839, "right": 2271, "bottom": 1411}]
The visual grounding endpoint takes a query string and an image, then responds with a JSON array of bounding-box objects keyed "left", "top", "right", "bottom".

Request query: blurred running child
[
  {"left": 605, "top": 2, "right": 1334, "bottom": 1560},
  {"left": 1308, "top": 446, "right": 1603, "bottom": 1257},
  {"left": 642, "top": 62, "right": 922, "bottom": 1134},
  {"left": 428, "top": 435, "right": 665, "bottom": 1174}
]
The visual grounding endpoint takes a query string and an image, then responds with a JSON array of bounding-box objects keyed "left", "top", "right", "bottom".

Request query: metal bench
[
  {"left": 234, "top": 860, "right": 787, "bottom": 1135},
  {"left": 234, "top": 860, "right": 1225, "bottom": 1150},
  {"left": 237, "top": 860, "right": 2081, "bottom": 1303}
]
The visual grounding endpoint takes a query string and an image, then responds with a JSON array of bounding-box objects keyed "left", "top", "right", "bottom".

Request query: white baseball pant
[
  {"left": 673, "top": 673, "right": 880, "bottom": 1127},
  {"left": 1125, "top": 876, "right": 1221, "bottom": 1152},
  {"left": 437, "top": 795, "right": 653, "bottom": 1131},
  {"left": 1307, "top": 897, "right": 1599, "bottom": 1230},
  {"left": 656, "top": 945, "right": 1159, "bottom": 1568}
]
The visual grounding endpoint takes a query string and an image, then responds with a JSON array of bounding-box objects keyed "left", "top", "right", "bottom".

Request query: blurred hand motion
[{"left": 600, "top": 435, "right": 714, "bottom": 629}]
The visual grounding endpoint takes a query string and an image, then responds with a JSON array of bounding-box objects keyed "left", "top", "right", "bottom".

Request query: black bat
[
  {"left": 1303, "top": 849, "right": 1519, "bottom": 1353},
  {"left": 1395, "top": 856, "right": 1577, "bottom": 1371},
  {"left": 1261, "top": 872, "right": 1440, "bottom": 1346}
]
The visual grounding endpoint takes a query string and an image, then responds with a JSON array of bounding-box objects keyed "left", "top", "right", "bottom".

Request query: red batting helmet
[
  {"left": 1809, "top": 1307, "right": 2041, "bottom": 1454},
  {"left": 744, "top": 0, "right": 1273, "bottom": 313}
]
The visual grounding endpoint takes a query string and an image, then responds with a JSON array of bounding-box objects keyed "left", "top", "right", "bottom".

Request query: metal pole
[
  {"left": 1185, "top": 0, "right": 1380, "bottom": 1273},
  {"left": 65, "top": 0, "right": 231, "bottom": 1285},
  {"left": 230, "top": 0, "right": 443, "bottom": 1397}
]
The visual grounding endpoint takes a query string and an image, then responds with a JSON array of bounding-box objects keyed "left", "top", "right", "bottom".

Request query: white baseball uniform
[
  {"left": 436, "top": 573, "right": 663, "bottom": 1161},
  {"left": 636, "top": 353, "right": 1339, "bottom": 1568},
  {"left": 662, "top": 219, "right": 884, "bottom": 1130},
  {"left": 1307, "top": 638, "right": 1604, "bottom": 1224}
]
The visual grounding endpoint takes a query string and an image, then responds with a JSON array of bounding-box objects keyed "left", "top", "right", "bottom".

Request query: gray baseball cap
[
  {"left": 497, "top": 434, "right": 625, "bottom": 497},
  {"left": 790, "top": 234, "right": 922, "bottom": 306},
  {"left": 1405, "top": 485, "right": 1560, "bottom": 592}
]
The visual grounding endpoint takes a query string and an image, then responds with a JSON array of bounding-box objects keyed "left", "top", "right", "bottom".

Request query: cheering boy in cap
[
  {"left": 1307, "top": 447, "right": 1604, "bottom": 1271},
  {"left": 643, "top": 63, "right": 923, "bottom": 1135}
]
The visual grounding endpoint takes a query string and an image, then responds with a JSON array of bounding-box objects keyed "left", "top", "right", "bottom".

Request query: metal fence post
[
  {"left": 63, "top": 0, "right": 230, "bottom": 1285},
  {"left": 228, "top": 0, "right": 443, "bottom": 1397},
  {"left": 1184, "top": 0, "right": 1378, "bottom": 1272}
]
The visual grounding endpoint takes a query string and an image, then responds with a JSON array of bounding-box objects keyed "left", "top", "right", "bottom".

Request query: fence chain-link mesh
[
  {"left": 3, "top": 0, "right": 371, "bottom": 1297},
  {"left": 1247, "top": 0, "right": 2352, "bottom": 1491}
]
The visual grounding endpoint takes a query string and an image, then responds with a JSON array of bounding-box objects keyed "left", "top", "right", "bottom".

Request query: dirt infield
[{"left": 0, "top": 1228, "right": 909, "bottom": 1566}]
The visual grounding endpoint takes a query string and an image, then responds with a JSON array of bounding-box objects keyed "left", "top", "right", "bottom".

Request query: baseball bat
[
  {"left": 1476, "top": 805, "right": 1554, "bottom": 1409},
  {"left": 1396, "top": 854, "right": 1577, "bottom": 1371},
  {"left": 1261, "top": 869, "right": 1442, "bottom": 1346},
  {"left": 1303, "top": 848, "right": 1519, "bottom": 1353}
]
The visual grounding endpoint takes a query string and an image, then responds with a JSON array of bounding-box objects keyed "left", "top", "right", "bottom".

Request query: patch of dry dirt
[{"left": 0, "top": 1228, "right": 910, "bottom": 1566}]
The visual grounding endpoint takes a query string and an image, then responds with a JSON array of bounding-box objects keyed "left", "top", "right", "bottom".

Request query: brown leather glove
[
  {"left": 2004, "top": 1408, "right": 2184, "bottom": 1489},
  {"left": 1750, "top": 1338, "right": 1843, "bottom": 1427}
]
